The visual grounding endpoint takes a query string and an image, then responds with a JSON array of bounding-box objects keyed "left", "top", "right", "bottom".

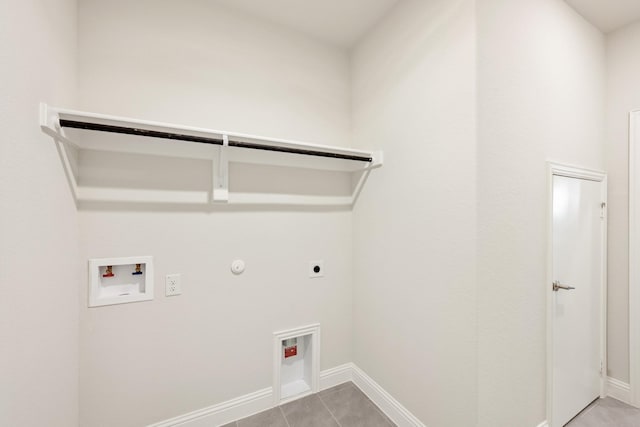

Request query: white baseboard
[
  {"left": 607, "top": 376, "right": 631, "bottom": 405},
  {"left": 535, "top": 422, "right": 549, "bottom": 427},
  {"left": 319, "top": 363, "right": 353, "bottom": 390},
  {"left": 147, "top": 363, "right": 424, "bottom": 427},
  {"left": 351, "top": 364, "right": 426, "bottom": 427},
  {"left": 147, "top": 386, "right": 273, "bottom": 427},
  {"left": 147, "top": 364, "right": 353, "bottom": 427}
]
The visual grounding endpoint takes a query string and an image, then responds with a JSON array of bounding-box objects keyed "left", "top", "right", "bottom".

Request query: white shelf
[{"left": 40, "top": 103, "right": 383, "bottom": 206}]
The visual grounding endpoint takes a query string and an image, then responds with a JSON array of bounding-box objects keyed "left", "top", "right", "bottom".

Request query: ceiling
[
  {"left": 212, "top": 0, "right": 401, "bottom": 48},
  {"left": 211, "top": 0, "right": 640, "bottom": 47},
  {"left": 565, "top": 0, "right": 640, "bottom": 33}
]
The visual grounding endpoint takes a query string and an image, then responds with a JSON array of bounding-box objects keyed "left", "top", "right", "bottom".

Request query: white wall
[
  {"left": 0, "top": 2, "right": 610, "bottom": 426},
  {"left": 476, "top": 0, "right": 605, "bottom": 425},
  {"left": 604, "top": 20, "right": 640, "bottom": 384},
  {"left": 0, "top": 0, "right": 79, "bottom": 426},
  {"left": 351, "top": 1, "right": 478, "bottom": 426},
  {"left": 77, "top": 1, "right": 353, "bottom": 426},
  {"left": 78, "top": 0, "right": 350, "bottom": 145}
]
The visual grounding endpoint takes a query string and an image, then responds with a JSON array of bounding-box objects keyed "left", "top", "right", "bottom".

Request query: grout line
[
  {"left": 350, "top": 382, "right": 395, "bottom": 426},
  {"left": 318, "top": 392, "right": 343, "bottom": 427},
  {"left": 362, "top": 393, "right": 395, "bottom": 426},
  {"left": 319, "top": 382, "right": 355, "bottom": 399},
  {"left": 369, "top": 402, "right": 396, "bottom": 427},
  {"left": 278, "top": 405, "right": 292, "bottom": 427},
  {"left": 566, "top": 398, "right": 601, "bottom": 426}
]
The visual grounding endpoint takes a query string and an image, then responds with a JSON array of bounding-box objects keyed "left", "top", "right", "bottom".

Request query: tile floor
[
  {"left": 221, "top": 382, "right": 396, "bottom": 427},
  {"left": 567, "top": 397, "right": 640, "bottom": 427}
]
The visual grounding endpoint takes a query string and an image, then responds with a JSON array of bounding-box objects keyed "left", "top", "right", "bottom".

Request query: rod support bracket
[{"left": 212, "top": 134, "right": 229, "bottom": 203}]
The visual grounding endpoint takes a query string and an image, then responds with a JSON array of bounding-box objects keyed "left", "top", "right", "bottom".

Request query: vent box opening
[{"left": 273, "top": 324, "right": 320, "bottom": 404}]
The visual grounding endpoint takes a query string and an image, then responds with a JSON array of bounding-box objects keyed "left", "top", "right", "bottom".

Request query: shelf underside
[{"left": 41, "top": 104, "right": 382, "bottom": 206}]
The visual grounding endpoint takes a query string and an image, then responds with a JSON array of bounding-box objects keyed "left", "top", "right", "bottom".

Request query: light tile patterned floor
[
  {"left": 567, "top": 397, "right": 640, "bottom": 427},
  {"left": 221, "top": 382, "right": 396, "bottom": 427}
]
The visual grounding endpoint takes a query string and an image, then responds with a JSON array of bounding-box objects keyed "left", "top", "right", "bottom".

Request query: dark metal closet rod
[
  {"left": 227, "top": 140, "right": 372, "bottom": 162},
  {"left": 59, "top": 119, "right": 373, "bottom": 162}
]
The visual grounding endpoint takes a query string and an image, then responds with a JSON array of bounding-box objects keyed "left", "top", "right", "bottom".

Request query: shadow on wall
[{"left": 74, "top": 150, "right": 356, "bottom": 213}]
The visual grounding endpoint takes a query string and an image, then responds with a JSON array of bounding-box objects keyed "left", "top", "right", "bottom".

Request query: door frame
[
  {"left": 546, "top": 161, "right": 608, "bottom": 427},
  {"left": 629, "top": 110, "right": 640, "bottom": 407}
]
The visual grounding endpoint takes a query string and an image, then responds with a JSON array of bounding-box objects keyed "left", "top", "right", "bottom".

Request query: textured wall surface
[
  {"left": 77, "top": 1, "right": 354, "bottom": 425},
  {"left": 351, "top": 1, "right": 478, "bottom": 426},
  {"left": 604, "top": 21, "right": 640, "bottom": 383},
  {"left": 477, "top": 0, "right": 605, "bottom": 425},
  {"left": 0, "top": 0, "right": 80, "bottom": 426},
  {"left": 1, "top": 1, "right": 619, "bottom": 426}
]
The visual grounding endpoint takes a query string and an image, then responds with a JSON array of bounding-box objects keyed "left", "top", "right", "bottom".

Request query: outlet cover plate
[{"left": 166, "top": 274, "right": 181, "bottom": 296}]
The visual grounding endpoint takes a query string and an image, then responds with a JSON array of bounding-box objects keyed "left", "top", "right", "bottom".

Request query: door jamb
[
  {"left": 629, "top": 110, "right": 640, "bottom": 408},
  {"left": 546, "top": 161, "right": 608, "bottom": 427}
]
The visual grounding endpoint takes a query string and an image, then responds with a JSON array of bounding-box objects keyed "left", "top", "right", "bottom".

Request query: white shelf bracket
[
  {"left": 39, "top": 103, "right": 79, "bottom": 203},
  {"left": 212, "top": 134, "right": 230, "bottom": 203}
]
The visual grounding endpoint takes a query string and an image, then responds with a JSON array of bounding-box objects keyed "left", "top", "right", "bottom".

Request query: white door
[{"left": 552, "top": 174, "right": 604, "bottom": 427}]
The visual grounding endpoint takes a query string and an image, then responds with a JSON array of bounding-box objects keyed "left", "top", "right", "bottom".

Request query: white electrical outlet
[
  {"left": 166, "top": 274, "right": 181, "bottom": 296},
  {"left": 309, "top": 261, "right": 324, "bottom": 278}
]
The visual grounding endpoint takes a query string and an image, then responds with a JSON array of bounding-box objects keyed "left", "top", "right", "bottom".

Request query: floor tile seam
[
  {"left": 577, "top": 406, "right": 604, "bottom": 420},
  {"left": 348, "top": 383, "right": 395, "bottom": 426},
  {"left": 366, "top": 399, "right": 395, "bottom": 426},
  {"left": 278, "top": 405, "right": 292, "bottom": 427},
  {"left": 318, "top": 392, "right": 344, "bottom": 427},
  {"left": 572, "top": 401, "right": 600, "bottom": 420},
  {"left": 318, "top": 383, "right": 356, "bottom": 401},
  {"left": 320, "top": 383, "right": 393, "bottom": 425},
  {"left": 355, "top": 393, "right": 395, "bottom": 426}
]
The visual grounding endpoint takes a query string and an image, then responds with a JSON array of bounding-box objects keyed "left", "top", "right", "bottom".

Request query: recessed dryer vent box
[
  {"left": 88, "top": 256, "right": 154, "bottom": 307},
  {"left": 273, "top": 324, "right": 320, "bottom": 404}
]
